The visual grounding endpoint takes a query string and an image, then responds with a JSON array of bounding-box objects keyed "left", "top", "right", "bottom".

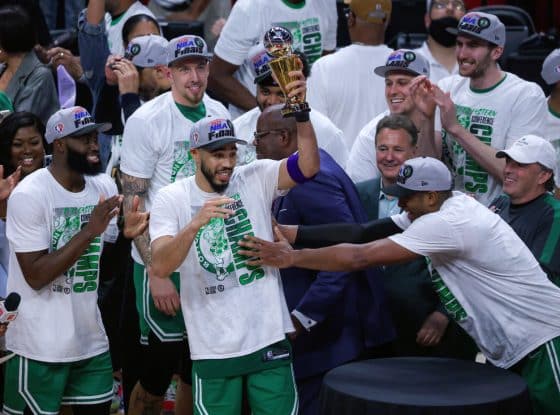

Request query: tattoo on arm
[{"left": 121, "top": 172, "right": 152, "bottom": 265}]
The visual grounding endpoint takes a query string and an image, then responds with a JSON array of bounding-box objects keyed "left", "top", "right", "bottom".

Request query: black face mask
[{"left": 428, "top": 16, "right": 459, "bottom": 47}]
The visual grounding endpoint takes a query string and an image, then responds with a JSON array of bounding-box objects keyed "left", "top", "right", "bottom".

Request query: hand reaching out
[
  {"left": 85, "top": 194, "right": 123, "bottom": 237},
  {"left": 238, "top": 226, "right": 295, "bottom": 268},
  {"left": 0, "top": 166, "right": 21, "bottom": 201},
  {"left": 124, "top": 195, "right": 149, "bottom": 239}
]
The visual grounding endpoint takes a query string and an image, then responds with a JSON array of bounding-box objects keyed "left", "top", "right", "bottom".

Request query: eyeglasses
[
  {"left": 431, "top": 0, "right": 466, "bottom": 12},
  {"left": 253, "top": 129, "right": 284, "bottom": 140}
]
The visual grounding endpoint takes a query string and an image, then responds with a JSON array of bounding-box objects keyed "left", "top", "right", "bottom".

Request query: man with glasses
[
  {"left": 234, "top": 44, "right": 348, "bottom": 169},
  {"left": 252, "top": 105, "right": 394, "bottom": 415},
  {"left": 415, "top": 0, "right": 466, "bottom": 82},
  {"left": 431, "top": 12, "right": 546, "bottom": 206},
  {"left": 3, "top": 106, "right": 121, "bottom": 414}
]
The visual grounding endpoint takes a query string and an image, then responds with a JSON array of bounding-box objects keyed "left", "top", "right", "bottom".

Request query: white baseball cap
[{"left": 496, "top": 135, "right": 557, "bottom": 172}]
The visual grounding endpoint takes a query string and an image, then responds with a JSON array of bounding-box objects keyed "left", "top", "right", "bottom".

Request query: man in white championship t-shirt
[
  {"left": 433, "top": 12, "right": 546, "bottom": 206},
  {"left": 209, "top": 0, "right": 337, "bottom": 118},
  {"left": 3, "top": 107, "right": 121, "bottom": 415},
  {"left": 347, "top": 49, "right": 436, "bottom": 183},
  {"left": 241, "top": 156, "right": 560, "bottom": 415},
  {"left": 149, "top": 102, "right": 319, "bottom": 412},
  {"left": 120, "top": 35, "right": 230, "bottom": 414}
]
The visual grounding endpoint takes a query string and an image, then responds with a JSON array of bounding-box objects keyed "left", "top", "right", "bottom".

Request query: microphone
[{"left": 0, "top": 293, "right": 21, "bottom": 324}]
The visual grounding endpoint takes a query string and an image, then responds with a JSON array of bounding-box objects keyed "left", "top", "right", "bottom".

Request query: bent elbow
[{"left": 23, "top": 274, "right": 48, "bottom": 291}]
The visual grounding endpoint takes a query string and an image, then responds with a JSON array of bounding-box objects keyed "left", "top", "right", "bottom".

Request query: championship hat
[
  {"left": 345, "top": 0, "right": 392, "bottom": 24},
  {"left": 448, "top": 12, "right": 506, "bottom": 47},
  {"left": 384, "top": 157, "right": 453, "bottom": 198},
  {"left": 167, "top": 35, "right": 212, "bottom": 66},
  {"left": 248, "top": 43, "right": 275, "bottom": 84},
  {"left": 541, "top": 49, "right": 560, "bottom": 85},
  {"left": 125, "top": 35, "right": 169, "bottom": 67},
  {"left": 45, "top": 106, "right": 111, "bottom": 144},
  {"left": 190, "top": 117, "right": 247, "bottom": 151},
  {"left": 374, "top": 49, "right": 430, "bottom": 78}
]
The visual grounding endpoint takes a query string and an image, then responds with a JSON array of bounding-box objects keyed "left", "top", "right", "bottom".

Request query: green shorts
[
  {"left": 3, "top": 351, "right": 113, "bottom": 415},
  {"left": 133, "top": 261, "right": 185, "bottom": 344},
  {"left": 192, "top": 340, "right": 298, "bottom": 415},
  {"left": 511, "top": 336, "right": 560, "bottom": 415}
]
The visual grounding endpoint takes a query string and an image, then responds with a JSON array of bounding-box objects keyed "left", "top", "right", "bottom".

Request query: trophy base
[{"left": 281, "top": 102, "right": 311, "bottom": 118}]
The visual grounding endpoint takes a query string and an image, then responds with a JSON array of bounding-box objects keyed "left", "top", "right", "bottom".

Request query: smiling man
[
  {"left": 240, "top": 156, "right": 560, "bottom": 415},
  {"left": 433, "top": 12, "right": 546, "bottom": 206},
  {"left": 4, "top": 106, "right": 122, "bottom": 415},
  {"left": 490, "top": 135, "right": 560, "bottom": 287},
  {"left": 347, "top": 49, "right": 437, "bottom": 183},
  {"left": 119, "top": 34, "right": 230, "bottom": 414},
  {"left": 148, "top": 106, "right": 319, "bottom": 413}
]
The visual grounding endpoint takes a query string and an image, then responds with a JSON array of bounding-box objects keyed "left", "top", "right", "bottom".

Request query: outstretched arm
[
  {"left": 294, "top": 217, "right": 402, "bottom": 247},
  {"left": 239, "top": 226, "right": 419, "bottom": 272}
]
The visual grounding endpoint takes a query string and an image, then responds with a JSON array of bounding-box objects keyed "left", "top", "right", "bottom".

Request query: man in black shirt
[{"left": 490, "top": 135, "right": 560, "bottom": 286}]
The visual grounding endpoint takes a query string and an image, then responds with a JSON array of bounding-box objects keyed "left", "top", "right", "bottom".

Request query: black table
[{"left": 319, "top": 357, "right": 531, "bottom": 415}]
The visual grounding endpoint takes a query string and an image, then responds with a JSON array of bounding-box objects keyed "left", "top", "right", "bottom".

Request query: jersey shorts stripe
[{"left": 133, "top": 261, "right": 185, "bottom": 344}]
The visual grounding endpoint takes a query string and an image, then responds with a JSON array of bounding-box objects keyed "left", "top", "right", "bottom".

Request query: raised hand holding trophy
[{"left": 263, "top": 26, "right": 311, "bottom": 118}]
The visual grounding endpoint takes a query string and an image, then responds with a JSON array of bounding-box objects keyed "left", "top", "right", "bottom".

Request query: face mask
[{"left": 428, "top": 16, "right": 459, "bottom": 47}]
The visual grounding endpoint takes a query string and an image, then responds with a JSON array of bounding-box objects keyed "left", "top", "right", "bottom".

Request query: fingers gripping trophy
[{"left": 263, "top": 26, "right": 311, "bottom": 118}]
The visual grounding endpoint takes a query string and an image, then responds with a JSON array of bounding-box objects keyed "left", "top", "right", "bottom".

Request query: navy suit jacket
[{"left": 274, "top": 150, "right": 394, "bottom": 379}]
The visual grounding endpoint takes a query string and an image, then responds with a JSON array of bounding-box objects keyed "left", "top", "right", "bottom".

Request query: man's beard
[
  {"left": 201, "top": 160, "right": 231, "bottom": 193},
  {"left": 67, "top": 146, "right": 102, "bottom": 176}
]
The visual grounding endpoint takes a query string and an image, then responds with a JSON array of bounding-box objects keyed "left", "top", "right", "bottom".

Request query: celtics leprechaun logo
[{"left": 195, "top": 217, "right": 235, "bottom": 281}]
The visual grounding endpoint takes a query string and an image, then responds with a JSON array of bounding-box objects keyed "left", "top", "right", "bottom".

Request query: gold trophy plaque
[{"left": 263, "top": 26, "right": 310, "bottom": 118}]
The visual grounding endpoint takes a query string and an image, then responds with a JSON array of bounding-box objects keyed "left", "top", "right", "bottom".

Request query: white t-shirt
[
  {"left": 346, "top": 110, "right": 389, "bottom": 183},
  {"left": 120, "top": 91, "right": 230, "bottom": 264},
  {"left": 414, "top": 41, "right": 458, "bottom": 83},
  {"left": 150, "top": 160, "right": 294, "bottom": 360},
  {"left": 307, "top": 44, "right": 392, "bottom": 147},
  {"left": 105, "top": 1, "right": 155, "bottom": 55},
  {"left": 389, "top": 192, "right": 560, "bottom": 368},
  {"left": 234, "top": 106, "right": 348, "bottom": 168},
  {"left": 437, "top": 73, "right": 546, "bottom": 206},
  {"left": 544, "top": 103, "right": 560, "bottom": 181},
  {"left": 6, "top": 169, "right": 118, "bottom": 362},
  {"left": 214, "top": 0, "right": 337, "bottom": 118}
]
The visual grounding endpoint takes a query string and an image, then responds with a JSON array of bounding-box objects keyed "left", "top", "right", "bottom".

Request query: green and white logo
[
  {"left": 478, "top": 17, "right": 490, "bottom": 29},
  {"left": 195, "top": 194, "right": 265, "bottom": 287},
  {"left": 404, "top": 51, "right": 416, "bottom": 62},
  {"left": 51, "top": 206, "right": 101, "bottom": 293},
  {"left": 171, "top": 140, "right": 196, "bottom": 183},
  {"left": 195, "top": 217, "right": 235, "bottom": 281}
]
